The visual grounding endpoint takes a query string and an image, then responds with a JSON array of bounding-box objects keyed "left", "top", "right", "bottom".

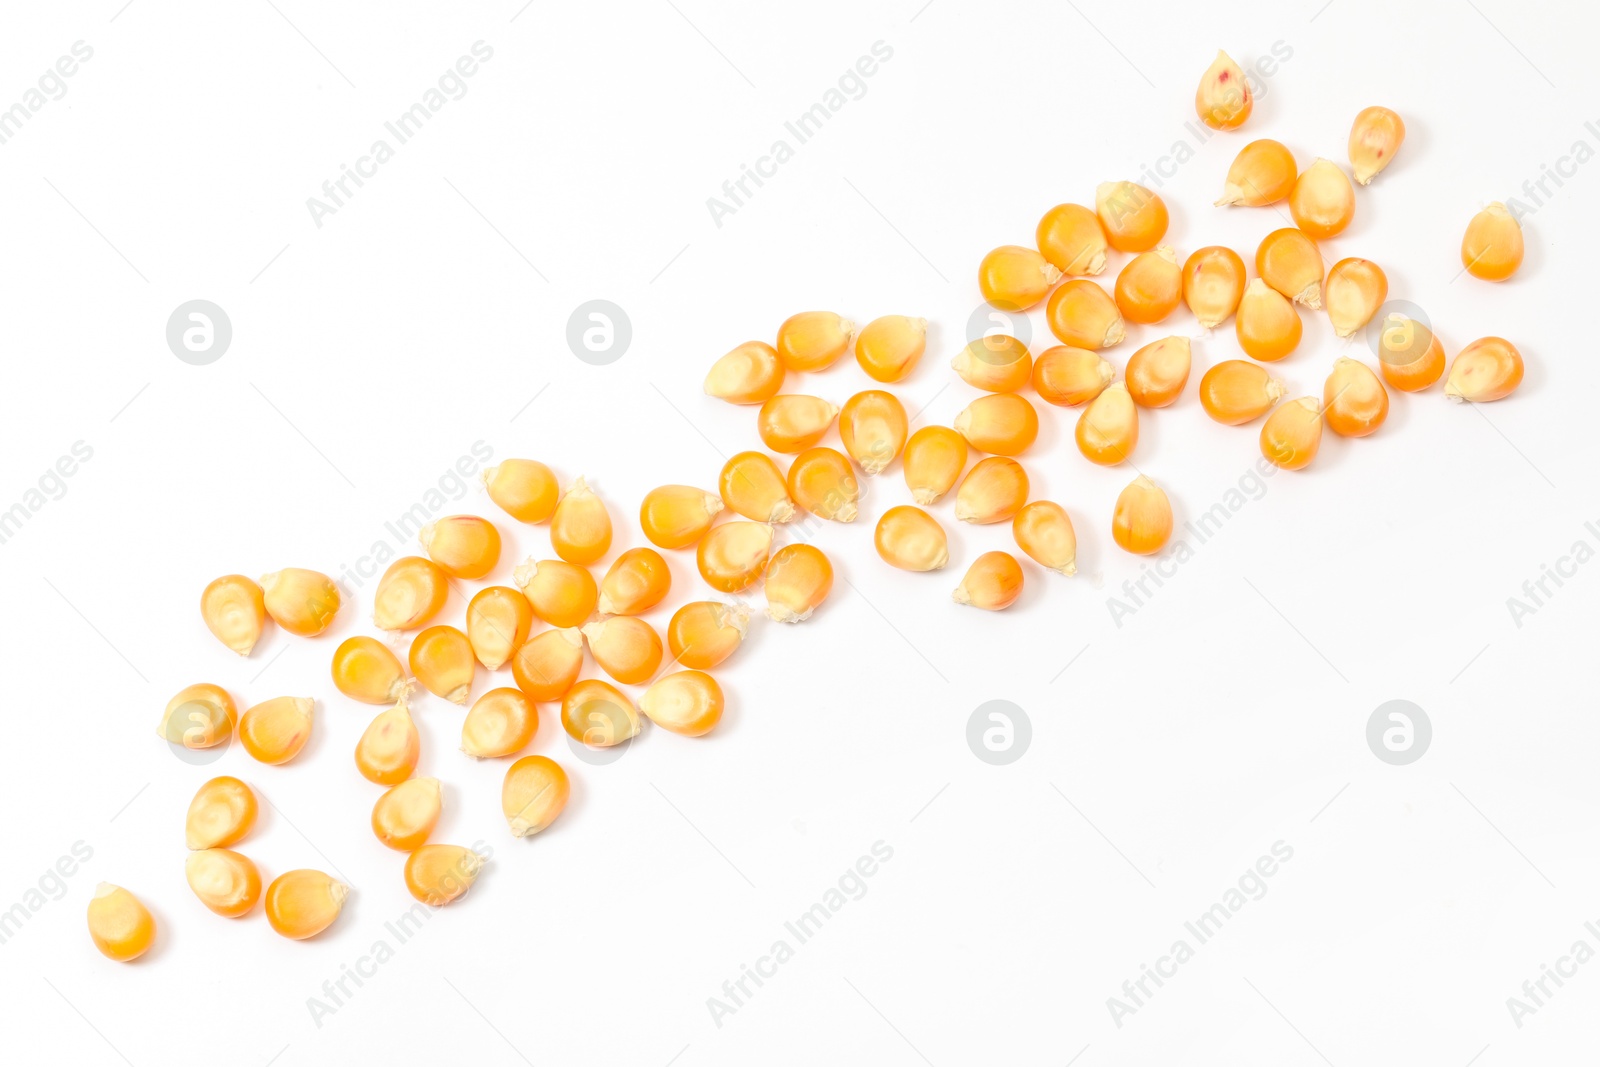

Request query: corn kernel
[
  {"left": 1289, "top": 158, "right": 1355, "bottom": 239},
  {"left": 705, "top": 340, "right": 785, "bottom": 403},
  {"left": 158, "top": 683, "right": 237, "bottom": 751},
  {"left": 1375, "top": 314, "right": 1446, "bottom": 392},
  {"left": 1032, "top": 346, "right": 1113, "bottom": 406},
  {"left": 372, "top": 776, "right": 441, "bottom": 851},
  {"left": 372, "top": 556, "right": 449, "bottom": 632},
  {"left": 777, "top": 311, "right": 853, "bottom": 372},
  {"left": 1096, "top": 181, "right": 1168, "bottom": 252},
  {"left": 550, "top": 478, "right": 612, "bottom": 565},
  {"left": 1215, "top": 139, "right": 1297, "bottom": 206},
  {"left": 1182, "top": 246, "right": 1248, "bottom": 329},
  {"left": 840, "top": 390, "right": 908, "bottom": 474},
  {"left": 409, "top": 625, "right": 475, "bottom": 704},
  {"left": 765, "top": 543, "right": 833, "bottom": 622},
  {"left": 955, "top": 393, "right": 1039, "bottom": 456},
  {"left": 510, "top": 627, "right": 584, "bottom": 701},
  {"left": 265, "top": 869, "right": 348, "bottom": 940},
  {"left": 1348, "top": 106, "right": 1404, "bottom": 185},
  {"left": 1445, "top": 336, "right": 1524, "bottom": 403},
  {"left": 1037, "top": 203, "right": 1108, "bottom": 276},
  {"left": 87, "top": 884, "right": 155, "bottom": 960},
  {"left": 466, "top": 586, "right": 534, "bottom": 670},
  {"left": 355, "top": 699, "right": 420, "bottom": 785},
  {"left": 1256, "top": 228, "right": 1324, "bottom": 308},
  {"left": 596, "top": 548, "right": 670, "bottom": 616},
  {"left": 1126, "top": 337, "right": 1192, "bottom": 408},
  {"left": 239, "top": 696, "right": 315, "bottom": 765},
  {"left": 186, "top": 775, "right": 257, "bottom": 850},
  {"left": 758, "top": 394, "right": 839, "bottom": 453},
  {"left": 979, "top": 244, "right": 1062, "bottom": 311},
  {"left": 1236, "top": 279, "right": 1303, "bottom": 362},
  {"left": 513, "top": 558, "right": 598, "bottom": 628},
  {"left": 902, "top": 425, "right": 968, "bottom": 504},
  {"left": 1114, "top": 247, "right": 1182, "bottom": 324},
  {"left": 697, "top": 521, "right": 773, "bottom": 593},
  {"left": 419, "top": 515, "right": 501, "bottom": 579},
  {"left": 953, "top": 551, "right": 1023, "bottom": 611},
  {"left": 1325, "top": 258, "right": 1388, "bottom": 338},
  {"left": 1046, "top": 279, "right": 1125, "bottom": 349},
  {"left": 787, "top": 446, "right": 859, "bottom": 522},
  {"left": 640, "top": 670, "right": 724, "bottom": 736},
  {"left": 200, "top": 575, "right": 265, "bottom": 655},
  {"left": 640, "top": 485, "right": 724, "bottom": 548},
  {"left": 1324, "top": 358, "right": 1389, "bottom": 437},
  {"left": 1260, "top": 397, "right": 1324, "bottom": 470},
  {"left": 667, "top": 601, "right": 750, "bottom": 669},
  {"left": 1195, "top": 50, "right": 1251, "bottom": 130},
  {"left": 461, "top": 687, "right": 538, "bottom": 758},
  {"left": 185, "top": 849, "right": 261, "bottom": 918},
  {"left": 1199, "top": 359, "right": 1286, "bottom": 424},
  {"left": 955, "top": 456, "right": 1029, "bottom": 524},
  {"left": 721, "top": 451, "right": 796, "bottom": 523},
  {"left": 582, "top": 616, "right": 664, "bottom": 685},
  {"left": 1012, "top": 501, "right": 1077, "bottom": 576},
  {"left": 855, "top": 315, "right": 927, "bottom": 383},
  {"left": 952, "top": 334, "right": 1032, "bottom": 393},
  {"left": 1461, "top": 203, "right": 1524, "bottom": 281},
  {"left": 1112, "top": 476, "right": 1173, "bottom": 555},
  {"left": 259, "top": 568, "right": 340, "bottom": 636},
  {"left": 481, "top": 459, "right": 559, "bottom": 523},
  {"left": 562, "top": 678, "right": 640, "bottom": 747},
  {"left": 1076, "top": 381, "right": 1139, "bottom": 465},
  {"left": 405, "top": 845, "right": 484, "bottom": 906},
  {"left": 875, "top": 506, "right": 948, "bottom": 571},
  {"left": 332, "top": 635, "right": 408, "bottom": 705},
  {"left": 502, "top": 756, "right": 570, "bottom": 836}
]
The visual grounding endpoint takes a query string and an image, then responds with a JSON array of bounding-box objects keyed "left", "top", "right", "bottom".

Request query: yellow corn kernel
[
  {"left": 372, "top": 556, "right": 449, "bottom": 632},
  {"left": 511, "top": 627, "right": 585, "bottom": 701},
  {"left": 1012, "top": 501, "right": 1077, "bottom": 576},
  {"left": 1236, "top": 279, "right": 1303, "bottom": 362},
  {"left": 466, "top": 586, "right": 534, "bottom": 670},
  {"left": 875, "top": 505, "right": 948, "bottom": 571},
  {"left": 777, "top": 311, "right": 854, "bottom": 372},
  {"left": 550, "top": 478, "right": 612, "bottom": 565},
  {"left": 954, "top": 393, "right": 1039, "bottom": 456},
  {"left": 953, "top": 551, "right": 1023, "bottom": 611},
  {"left": 513, "top": 558, "right": 598, "bottom": 628},
  {"left": 1096, "top": 181, "right": 1168, "bottom": 253},
  {"left": 265, "top": 869, "right": 348, "bottom": 940},
  {"left": 855, "top": 315, "right": 927, "bottom": 383},
  {"left": 641, "top": 670, "right": 725, "bottom": 736},
  {"left": 1047, "top": 279, "right": 1125, "bottom": 350},
  {"left": 758, "top": 394, "right": 839, "bottom": 453},
  {"left": 332, "top": 636, "right": 408, "bottom": 705},
  {"left": 597, "top": 548, "right": 671, "bottom": 616},
  {"left": 667, "top": 601, "right": 750, "bottom": 669},
  {"left": 186, "top": 775, "right": 257, "bottom": 850},
  {"left": 705, "top": 340, "right": 785, "bottom": 403},
  {"left": 1112, "top": 476, "right": 1173, "bottom": 555},
  {"left": 200, "top": 575, "right": 265, "bottom": 656},
  {"left": 1126, "top": 337, "right": 1192, "bottom": 408},
  {"left": 1114, "top": 247, "right": 1182, "bottom": 324},
  {"left": 1256, "top": 228, "right": 1325, "bottom": 309},
  {"left": 259, "top": 568, "right": 340, "bottom": 636},
  {"left": 1260, "top": 397, "right": 1324, "bottom": 470},
  {"left": 765, "top": 543, "right": 833, "bottom": 622},
  {"left": 1376, "top": 314, "right": 1446, "bottom": 392},
  {"left": 481, "top": 458, "right": 559, "bottom": 523},
  {"left": 1348, "top": 106, "right": 1404, "bottom": 185},
  {"left": 461, "top": 687, "right": 538, "bottom": 758},
  {"left": 1037, "top": 202, "right": 1108, "bottom": 276},
  {"left": 697, "top": 521, "right": 773, "bottom": 593},
  {"left": 355, "top": 699, "right": 420, "bottom": 785},
  {"left": 1076, "top": 381, "right": 1139, "bottom": 465},
  {"left": 840, "top": 390, "right": 909, "bottom": 474},
  {"left": 409, "top": 625, "right": 475, "bottom": 704},
  {"left": 787, "top": 446, "right": 859, "bottom": 522},
  {"left": 902, "top": 425, "right": 968, "bottom": 504},
  {"left": 1215, "top": 139, "right": 1296, "bottom": 206},
  {"left": 185, "top": 849, "right": 261, "bottom": 918},
  {"left": 952, "top": 334, "right": 1032, "bottom": 393},
  {"left": 1445, "top": 336, "right": 1524, "bottom": 403},
  {"left": 372, "top": 776, "right": 441, "bottom": 851},
  {"left": 1195, "top": 50, "right": 1251, "bottom": 130},
  {"left": 87, "top": 884, "right": 155, "bottom": 961},
  {"left": 721, "top": 450, "right": 796, "bottom": 523},
  {"left": 979, "top": 244, "right": 1062, "bottom": 311},
  {"left": 640, "top": 485, "right": 723, "bottom": 549},
  {"left": 581, "top": 616, "right": 664, "bottom": 685},
  {"left": 239, "top": 696, "right": 315, "bottom": 765},
  {"left": 1324, "top": 358, "right": 1389, "bottom": 437},
  {"left": 405, "top": 845, "right": 484, "bottom": 906},
  {"left": 562, "top": 678, "right": 640, "bottom": 748},
  {"left": 158, "top": 682, "right": 237, "bottom": 751},
  {"left": 1183, "top": 246, "right": 1248, "bottom": 329},
  {"left": 1199, "top": 360, "right": 1286, "bottom": 424},
  {"left": 1289, "top": 158, "right": 1356, "bottom": 240},
  {"left": 955, "top": 456, "right": 1029, "bottom": 524},
  {"left": 1325, "top": 258, "right": 1388, "bottom": 339},
  {"left": 1461, "top": 203, "right": 1524, "bottom": 281},
  {"left": 502, "top": 756, "right": 570, "bottom": 836},
  {"left": 1032, "top": 346, "right": 1113, "bottom": 406},
  {"left": 419, "top": 515, "right": 501, "bottom": 579}
]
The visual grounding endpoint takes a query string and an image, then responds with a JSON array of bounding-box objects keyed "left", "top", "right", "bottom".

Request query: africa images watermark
[
  {"left": 0, "top": 441, "right": 95, "bottom": 548},
  {"left": 0, "top": 840, "right": 94, "bottom": 948},
  {"left": 0, "top": 40, "right": 94, "bottom": 147},
  {"left": 1502, "top": 118, "right": 1600, "bottom": 222},
  {"left": 1504, "top": 917, "right": 1600, "bottom": 1030},
  {"left": 1503, "top": 518, "right": 1600, "bottom": 629}
]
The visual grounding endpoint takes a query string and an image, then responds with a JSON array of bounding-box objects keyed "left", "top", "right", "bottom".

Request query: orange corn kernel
[
  {"left": 697, "top": 521, "right": 773, "bottom": 592},
  {"left": 404, "top": 845, "right": 485, "bottom": 907},
  {"left": 332, "top": 635, "right": 408, "bottom": 705},
  {"left": 373, "top": 556, "right": 449, "bottom": 632},
  {"left": 481, "top": 458, "right": 559, "bottom": 523},
  {"left": 955, "top": 456, "right": 1029, "bottom": 525},
  {"left": 1196, "top": 50, "right": 1251, "bottom": 130},
  {"left": 640, "top": 484, "right": 723, "bottom": 548},
  {"left": 952, "top": 334, "right": 1032, "bottom": 393},
  {"left": 855, "top": 315, "right": 927, "bottom": 383},
  {"left": 758, "top": 394, "right": 839, "bottom": 453},
  {"left": 954, "top": 393, "right": 1039, "bottom": 456},
  {"left": 1199, "top": 360, "right": 1286, "bottom": 424},
  {"left": 1032, "top": 346, "right": 1113, "bottom": 406},
  {"left": 765, "top": 543, "right": 833, "bottom": 623},
  {"left": 1349, "top": 106, "right": 1404, "bottom": 185},
  {"left": 1046, "top": 280, "right": 1125, "bottom": 349},
  {"left": 979, "top": 244, "right": 1062, "bottom": 311},
  {"left": 1036, "top": 203, "right": 1108, "bottom": 276},
  {"left": 1012, "top": 500, "right": 1077, "bottom": 576},
  {"left": 875, "top": 505, "right": 949, "bottom": 571},
  {"left": 186, "top": 775, "right": 257, "bottom": 850},
  {"left": 1126, "top": 336, "right": 1192, "bottom": 408},
  {"left": 87, "top": 884, "right": 155, "bottom": 961},
  {"left": 581, "top": 616, "right": 664, "bottom": 685},
  {"left": 550, "top": 478, "right": 612, "bottom": 565},
  {"left": 1236, "top": 279, "right": 1303, "bottom": 362},
  {"left": 419, "top": 515, "right": 501, "bottom": 579},
  {"left": 513, "top": 559, "right": 598, "bottom": 628},
  {"left": 1183, "top": 245, "right": 1248, "bottom": 328},
  {"left": 1256, "top": 228, "right": 1324, "bottom": 308},
  {"left": 777, "top": 311, "right": 854, "bottom": 372},
  {"left": 598, "top": 548, "right": 671, "bottom": 616},
  {"left": 640, "top": 671, "right": 725, "bottom": 736},
  {"left": 503, "top": 756, "right": 569, "bottom": 836},
  {"left": 1325, "top": 258, "right": 1388, "bottom": 339},
  {"left": 510, "top": 627, "right": 585, "bottom": 701},
  {"left": 259, "top": 568, "right": 340, "bottom": 636},
  {"left": 1216, "top": 139, "right": 1296, "bottom": 206},
  {"left": 158, "top": 683, "right": 237, "bottom": 752},
  {"left": 461, "top": 687, "right": 538, "bottom": 758},
  {"left": 200, "top": 574, "right": 265, "bottom": 656},
  {"left": 1288, "top": 159, "right": 1355, "bottom": 239},
  {"left": 953, "top": 551, "right": 1023, "bottom": 611},
  {"left": 1115, "top": 247, "right": 1182, "bottom": 324},
  {"left": 1260, "top": 397, "right": 1324, "bottom": 470},
  {"left": 186, "top": 849, "right": 261, "bottom": 918},
  {"left": 840, "top": 390, "right": 909, "bottom": 475},
  {"left": 409, "top": 624, "right": 475, "bottom": 705},
  {"left": 1445, "top": 337, "right": 1524, "bottom": 403},
  {"left": 902, "top": 425, "right": 968, "bottom": 504},
  {"left": 1112, "top": 476, "right": 1173, "bottom": 555},
  {"left": 355, "top": 699, "right": 421, "bottom": 785},
  {"left": 372, "top": 776, "right": 441, "bottom": 851},
  {"left": 1375, "top": 315, "right": 1446, "bottom": 392},
  {"left": 562, "top": 678, "right": 640, "bottom": 748},
  {"left": 720, "top": 451, "right": 796, "bottom": 523},
  {"left": 787, "top": 446, "right": 859, "bottom": 522},
  {"left": 1324, "top": 358, "right": 1389, "bottom": 437},
  {"left": 239, "top": 696, "right": 315, "bottom": 765},
  {"left": 668, "top": 600, "right": 750, "bottom": 669},
  {"left": 265, "top": 870, "right": 347, "bottom": 940},
  {"left": 705, "top": 340, "right": 784, "bottom": 403},
  {"left": 466, "top": 586, "right": 535, "bottom": 670},
  {"left": 1096, "top": 181, "right": 1168, "bottom": 252},
  {"left": 1076, "top": 381, "right": 1139, "bottom": 465},
  {"left": 1461, "top": 203, "right": 1524, "bottom": 281}
]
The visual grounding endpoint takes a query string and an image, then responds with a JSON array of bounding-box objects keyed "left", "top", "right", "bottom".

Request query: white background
[{"left": 2, "top": 0, "right": 1596, "bottom": 1063}]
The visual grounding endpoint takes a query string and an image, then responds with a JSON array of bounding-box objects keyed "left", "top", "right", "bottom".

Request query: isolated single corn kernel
[
  {"left": 1216, "top": 139, "right": 1296, "bottom": 206},
  {"left": 1445, "top": 337, "right": 1524, "bottom": 403},
  {"left": 777, "top": 311, "right": 854, "bottom": 372},
  {"left": 200, "top": 575, "right": 265, "bottom": 655},
  {"left": 697, "top": 521, "right": 774, "bottom": 593},
  {"left": 332, "top": 635, "right": 408, "bottom": 705},
  {"left": 705, "top": 340, "right": 785, "bottom": 403},
  {"left": 1325, "top": 258, "right": 1388, "bottom": 339},
  {"left": 953, "top": 551, "right": 1023, "bottom": 611},
  {"left": 466, "top": 586, "right": 534, "bottom": 670},
  {"left": 1324, "top": 358, "right": 1389, "bottom": 437},
  {"left": 582, "top": 616, "right": 664, "bottom": 685},
  {"left": 1260, "top": 397, "right": 1324, "bottom": 470},
  {"left": 955, "top": 457, "right": 1029, "bottom": 524},
  {"left": 1196, "top": 50, "right": 1251, "bottom": 130},
  {"left": 954, "top": 393, "right": 1039, "bottom": 456},
  {"left": 1012, "top": 501, "right": 1077, "bottom": 576},
  {"left": 562, "top": 678, "right": 640, "bottom": 748},
  {"left": 640, "top": 671, "right": 725, "bottom": 736},
  {"left": 510, "top": 627, "right": 584, "bottom": 701},
  {"left": 410, "top": 625, "right": 475, "bottom": 704},
  {"left": 186, "top": 849, "right": 261, "bottom": 918},
  {"left": 875, "top": 506, "right": 948, "bottom": 571},
  {"left": 765, "top": 543, "right": 833, "bottom": 622},
  {"left": 372, "top": 777, "right": 441, "bottom": 851},
  {"left": 598, "top": 548, "right": 671, "bottom": 616},
  {"left": 158, "top": 683, "right": 237, "bottom": 751},
  {"left": 1047, "top": 280, "right": 1125, "bottom": 349},
  {"left": 405, "top": 845, "right": 484, "bottom": 906},
  {"left": 513, "top": 558, "right": 598, "bottom": 628},
  {"left": 1076, "top": 381, "right": 1139, "bottom": 465},
  {"left": 259, "top": 568, "right": 340, "bottom": 636},
  {"left": 1348, "top": 106, "right": 1405, "bottom": 185},
  {"left": 1236, "top": 279, "right": 1303, "bottom": 362},
  {"left": 639, "top": 485, "right": 724, "bottom": 548},
  {"left": 481, "top": 458, "right": 559, "bottom": 523},
  {"left": 721, "top": 451, "right": 796, "bottom": 523},
  {"left": 502, "top": 756, "right": 570, "bottom": 836},
  {"left": 1199, "top": 360, "right": 1286, "bottom": 424},
  {"left": 840, "top": 390, "right": 909, "bottom": 475},
  {"left": 979, "top": 244, "right": 1063, "bottom": 311},
  {"left": 758, "top": 394, "right": 839, "bottom": 453},
  {"left": 902, "top": 426, "right": 968, "bottom": 504},
  {"left": 1126, "top": 337, "right": 1192, "bottom": 408},
  {"left": 667, "top": 601, "right": 750, "bottom": 669},
  {"left": 372, "top": 556, "right": 449, "bottom": 632},
  {"left": 1376, "top": 315, "right": 1446, "bottom": 392},
  {"left": 855, "top": 315, "right": 927, "bottom": 383},
  {"left": 1461, "top": 203, "right": 1524, "bottom": 281},
  {"left": 461, "top": 687, "right": 538, "bottom": 758},
  {"left": 419, "top": 515, "right": 501, "bottom": 579},
  {"left": 1182, "top": 246, "right": 1248, "bottom": 328},
  {"left": 186, "top": 775, "right": 257, "bottom": 850},
  {"left": 550, "top": 478, "right": 612, "bottom": 565},
  {"left": 952, "top": 335, "right": 1032, "bottom": 393},
  {"left": 355, "top": 699, "right": 420, "bottom": 785},
  {"left": 1112, "top": 476, "right": 1173, "bottom": 555},
  {"left": 1115, "top": 247, "right": 1182, "bottom": 324},
  {"left": 239, "top": 696, "right": 314, "bottom": 765},
  {"left": 1256, "top": 228, "right": 1324, "bottom": 309},
  {"left": 1036, "top": 203, "right": 1109, "bottom": 276},
  {"left": 87, "top": 884, "right": 155, "bottom": 961},
  {"left": 1032, "top": 346, "right": 1113, "bottom": 406},
  {"left": 265, "top": 869, "right": 347, "bottom": 940},
  {"left": 787, "top": 446, "right": 859, "bottom": 522},
  {"left": 1289, "top": 159, "right": 1356, "bottom": 240}
]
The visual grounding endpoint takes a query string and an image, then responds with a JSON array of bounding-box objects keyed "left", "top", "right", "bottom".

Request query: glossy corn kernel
[
  {"left": 1037, "top": 203, "right": 1108, "bottom": 276},
  {"left": 705, "top": 341, "right": 785, "bottom": 403},
  {"left": 597, "top": 548, "right": 670, "bottom": 616},
  {"left": 1046, "top": 280, "right": 1125, "bottom": 349},
  {"left": 1182, "top": 246, "right": 1248, "bottom": 329},
  {"left": 510, "top": 627, "right": 585, "bottom": 701},
  {"left": 87, "top": 884, "right": 155, "bottom": 961},
  {"left": 1126, "top": 337, "right": 1192, "bottom": 408},
  {"left": 1076, "top": 381, "right": 1139, "bottom": 465},
  {"left": 1013, "top": 501, "right": 1077, "bottom": 576},
  {"left": 640, "top": 485, "right": 723, "bottom": 548},
  {"left": 1216, "top": 139, "right": 1296, "bottom": 206},
  {"left": 1112, "top": 476, "right": 1173, "bottom": 555},
  {"left": 667, "top": 601, "right": 750, "bottom": 669},
  {"left": 239, "top": 696, "right": 314, "bottom": 765},
  {"left": 1196, "top": 50, "right": 1251, "bottom": 130},
  {"left": 186, "top": 775, "right": 257, "bottom": 850},
  {"left": 1115, "top": 247, "right": 1182, "bottom": 324},
  {"left": 902, "top": 426, "right": 968, "bottom": 504},
  {"left": 1098, "top": 181, "right": 1168, "bottom": 252},
  {"left": 581, "top": 616, "right": 664, "bottom": 685},
  {"left": 466, "top": 586, "right": 534, "bottom": 670},
  {"left": 1324, "top": 358, "right": 1389, "bottom": 437},
  {"left": 1349, "top": 106, "right": 1405, "bottom": 185},
  {"left": 481, "top": 458, "right": 559, "bottom": 523},
  {"left": 855, "top": 315, "right": 927, "bottom": 383},
  {"left": 765, "top": 543, "right": 833, "bottom": 622},
  {"left": 1461, "top": 203, "right": 1524, "bottom": 281},
  {"left": 355, "top": 699, "right": 420, "bottom": 785},
  {"left": 697, "top": 521, "right": 773, "bottom": 593},
  {"left": 1445, "top": 337, "right": 1525, "bottom": 403},
  {"left": 1032, "top": 346, "right": 1113, "bottom": 406},
  {"left": 840, "top": 390, "right": 909, "bottom": 474},
  {"left": 777, "top": 311, "right": 854, "bottom": 372},
  {"left": 461, "top": 687, "right": 538, "bottom": 758},
  {"left": 758, "top": 394, "right": 839, "bottom": 453},
  {"left": 1199, "top": 360, "right": 1286, "bottom": 424},
  {"left": 952, "top": 334, "right": 1032, "bottom": 393},
  {"left": 1325, "top": 258, "right": 1388, "bottom": 339},
  {"left": 502, "top": 756, "right": 570, "bottom": 836},
  {"left": 787, "top": 447, "right": 859, "bottom": 522},
  {"left": 259, "top": 568, "right": 340, "bottom": 637},
  {"left": 1256, "top": 228, "right": 1324, "bottom": 308},
  {"left": 1236, "top": 279, "right": 1303, "bottom": 362},
  {"left": 405, "top": 845, "right": 484, "bottom": 906},
  {"left": 979, "top": 244, "right": 1063, "bottom": 311},
  {"left": 955, "top": 457, "right": 1029, "bottom": 524},
  {"left": 1289, "top": 159, "right": 1355, "bottom": 239},
  {"left": 409, "top": 625, "right": 475, "bottom": 704},
  {"left": 200, "top": 575, "right": 265, "bottom": 655},
  {"left": 875, "top": 506, "right": 948, "bottom": 571},
  {"left": 641, "top": 670, "right": 724, "bottom": 736},
  {"left": 1375, "top": 314, "right": 1446, "bottom": 392},
  {"left": 372, "top": 556, "right": 449, "bottom": 632},
  {"left": 1261, "top": 398, "right": 1324, "bottom": 470},
  {"left": 332, "top": 636, "right": 408, "bottom": 705},
  {"left": 955, "top": 393, "right": 1039, "bottom": 456},
  {"left": 561, "top": 678, "right": 640, "bottom": 748},
  {"left": 372, "top": 777, "right": 441, "bottom": 851},
  {"left": 721, "top": 451, "right": 796, "bottom": 523},
  {"left": 158, "top": 683, "right": 237, "bottom": 751},
  {"left": 550, "top": 478, "right": 612, "bottom": 565},
  {"left": 953, "top": 551, "right": 1023, "bottom": 611},
  {"left": 513, "top": 559, "right": 598, "bottom": 628},
  {"left": 186, "top": 849, "right": 261, "bottom": 918},
  {"left": 419, "top": 515, "right": 501, "bottom": 579},
  {"left": 265, "top": 869, "right": 347, "bottom": 940}
]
